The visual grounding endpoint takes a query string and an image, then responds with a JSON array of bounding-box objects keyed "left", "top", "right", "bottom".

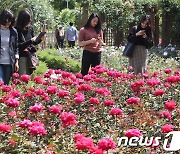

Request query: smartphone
[
  {"left": 35, "top": 32, "right": 46, "bottom": 42},
  {"left": 141, "top": 30, "right": 145, "bottom": 33}
]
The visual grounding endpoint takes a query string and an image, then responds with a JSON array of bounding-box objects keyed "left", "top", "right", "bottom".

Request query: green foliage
[
  {"left": 50, "top": 0, "right": 77, "bottom": 11},
  {"left": 31, "top": 61, "right": 48, "bottom": 78},
  {"left": 0, "top": 0, "right": 56, "bottom": 31},
  {"left": 37, "top": 48, "right": 81, "bottom": 72},
  {"left": 58, "top": 8, "right": 80, "bottom": 27},
  {"left": 159, "top": 0, "right": 180, "bottom": 12}
]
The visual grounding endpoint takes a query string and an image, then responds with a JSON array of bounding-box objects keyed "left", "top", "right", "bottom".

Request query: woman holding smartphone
[
  {"left": 15, "top": 9, "right": 45, "bottom": 75},
  {"left": 78, "top": 13, "right": 105, "bottom": 76},
  {"left": 127, "top": 15, "right": 153, "bottom": 75}
]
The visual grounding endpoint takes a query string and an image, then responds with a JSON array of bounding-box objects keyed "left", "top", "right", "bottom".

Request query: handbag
[
  {"left": 122, "top": 42, "right": 135, "bottom": 58},
  {"left": 27, "top": 49, "right": 39, "bottom": 69},
  {"left": 146, "top": 38, "right": 153, "bottom": 49}
]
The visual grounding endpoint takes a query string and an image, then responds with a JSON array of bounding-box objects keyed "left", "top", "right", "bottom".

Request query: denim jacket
[{"left": 0, "top": 27, "right": 19, "bottom": 71}]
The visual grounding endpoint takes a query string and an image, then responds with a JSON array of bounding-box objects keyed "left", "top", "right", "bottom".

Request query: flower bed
[{"left": 0, "top": 66, "right": 179, "bottom": 153}]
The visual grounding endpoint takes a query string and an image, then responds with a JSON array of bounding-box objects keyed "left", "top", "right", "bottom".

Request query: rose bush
[{"left": 0, "top": 65, "right": 179, "bottom": 153}]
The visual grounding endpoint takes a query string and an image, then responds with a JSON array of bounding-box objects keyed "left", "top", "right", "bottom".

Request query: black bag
[
  {"left": 122, "top": 42, "right": 135, "bottom": 58},
  {"left": 27, "top": 50, "right": 39, "bottom": 69},
  {"left": 146, "top": 38, "right": 153, "bottom": 49}
]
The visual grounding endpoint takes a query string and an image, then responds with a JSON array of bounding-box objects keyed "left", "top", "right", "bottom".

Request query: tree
[
  {"left": 0, "top": 0, "right": 56, "bottom": 31},
  {"left": 50, "top": 0, "right": 76, "bottom": 11}
]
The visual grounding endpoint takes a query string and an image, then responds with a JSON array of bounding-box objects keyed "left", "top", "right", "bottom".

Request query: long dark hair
[
  {"left": 0, "top": 9, "right": 15, "bottom": 27},
  {"left": 84, "top": 13, "right": 102, "bottom": 34},
  {"left": 138, "top": 15, "right": 151, "bottom": 29},
  {"left": 16, "top": 9, "right": 31, "bottom": 30}
]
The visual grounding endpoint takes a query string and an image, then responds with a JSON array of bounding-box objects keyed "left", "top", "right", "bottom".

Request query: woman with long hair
[
  {"left": 0, "top": 9, "right": 19, "bottom": 84},
  {"left": 78, "top": 13, "right": 105, "bottom": 76},
  {"left": 128, "top": 15, "right": 153, "bottom": 75},
  {"left": 15, "top": 9, "right": 44, "bottom": 75}
]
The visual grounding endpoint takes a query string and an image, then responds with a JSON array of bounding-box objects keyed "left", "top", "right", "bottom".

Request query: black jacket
[
  {"left": 127, "top": 26, "right": 153, "bottom": 49},
  {"left": 0, "top": 27, "right": 19, "bottom": 71},
  {"left": 15, "top": 27, "right": 41, "bottom": 57}
]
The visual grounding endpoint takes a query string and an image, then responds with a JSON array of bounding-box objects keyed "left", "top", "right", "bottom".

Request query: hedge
[{"left": 37, "top": 49, "right": 81, "bottom": 73}]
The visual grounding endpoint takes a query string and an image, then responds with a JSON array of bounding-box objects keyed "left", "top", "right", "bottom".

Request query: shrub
[
  {"left": 37, "top": 49, "right": 81, "bottom": 72},
  {"left": 31, "top": 61, "right": 48, "bottom": 78}
]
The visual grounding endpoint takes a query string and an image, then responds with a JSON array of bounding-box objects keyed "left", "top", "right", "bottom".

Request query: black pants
[
  {"left": 68, "top": 41, "right": 75, "bottom": 47},
  {"left": 81, "top": 50, "right": 101, "bottom": 76},
  {"left": 57, "top": 39, "right": 64, "bottom": 48}
]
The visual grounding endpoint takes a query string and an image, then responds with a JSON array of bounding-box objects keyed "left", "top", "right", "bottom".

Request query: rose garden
[{"left": 0, "top": 0, "right": 180, "bottom": 153}]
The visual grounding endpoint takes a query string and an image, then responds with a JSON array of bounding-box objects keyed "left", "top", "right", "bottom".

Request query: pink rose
[
  {"left": 18, "top": 120, "right": 32, "bottom": 128},
  {"left": 125, "top": 129, "right": 142, "bottom": 138},
  {"left": 147, "top": 78, "right": 161, "bottom": 87},
  {"left": 47, "top": 85, "right": 58, "bottom": 94},
  {"left": 161, "top": 124, "right": 174, "bottom": 133},
  {"left": 164, "top": 68, "right": 172, "bottom": 74},
  {"left": 29, "top": 103, "right": 43, "bottom": 113},
  {"left": 165, "top": 100, "right": 176, "bottom": 111},
  {"left": 89, "top": 97, "right": 99, "bottom": 105},
  {"left": 78, "top": 84, "right": 92, "bottom": 91},
  {"left": 75, "top": 136, "right": 94, "bottom": 151},
  {"left": 74, "top": 92, "right": 85, "bottom": 103},
  {"left": 0, "top": 123, "right": 11, "bottom": 133},
  {"left": 60, "top": 112, "right": 77, "bottom": 127},
  {"left": 34, "top": 76, "right": 43, "bottom": 84},
  {"left": 110, "top": 108, "right": 123, "bottom": 116},
  {"left": 98, "top": 138, "right": 116, "bottom": 151},
  {"left": 159, "top": 110, "right": 172, "bottom": 121},
  {"left": 49, "top": 105, "right": 62, "bottom": 114},
  {"left": 6, "top": 98, "right": 20, "bottom": 108},
  {"left": 1, "top": 85, "right": 12, "bottom": 92},
  {"left": 54, "top": 69, "right": 61, "bottom": 74},
  {"left": 126, "top": 97, "right": 140, "bottom": 105},
  {"left": 20, "top": 74, "right": 31, "bottom": 82},
  {"left": 12, "top": 72, "right": 19, "bottom": 78},
  {"left": 104, "top": 100, "right": 115, "bottom": 106},
  {"left": 9, "top": 139, "right": 16, "bottom": 146},
  {"left": 8, "top": 111, "right": 16, "bottom": 117},
  {"left": 58, "top": 90, "right": 69, "bottom": 97},
  {"left": 154, "top": 89, "right": 165, "bottom": 96},
  {"left": 29, "top": 125, "right": 47, "bottom": 136},
  {"left": 166, "top": 76, "right": 180, "bottom": 83}
]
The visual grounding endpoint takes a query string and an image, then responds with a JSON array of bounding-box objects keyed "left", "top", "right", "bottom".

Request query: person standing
[
  {"left": 55, "top": 26, "right": 65, "bottom": 48},
  {"left": 15, "top": 9, "right": 45, "bottom": 75},
  {"left": 0, "top": 9, "right": 19, "bottom": 84},
  {"left": 127, "top": 15, "right": 153, "bottom": 75},
  {"left": 78, "top": 13, "right": 105, "bottom": 76},
  {"left": 65, "top": 22, "right": 78, "bottom": 47}
]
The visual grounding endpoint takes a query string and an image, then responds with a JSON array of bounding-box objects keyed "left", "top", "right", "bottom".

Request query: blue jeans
[{"left": 0, "top": 64, "right": 12, "bottom": 85}]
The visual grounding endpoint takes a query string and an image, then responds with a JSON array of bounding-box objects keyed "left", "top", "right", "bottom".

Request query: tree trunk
[
  {"left": 162, "top": 12, "right": 171, "bottom": 47},
  {"left": 154, "top": 6, "right": 159, "bottom": 46},
  {"left": 81, "top": 2, "right": 89, "bottom": 27},
  {"left": 114, "top": 28, "right": 123, "bottom": 47}
]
